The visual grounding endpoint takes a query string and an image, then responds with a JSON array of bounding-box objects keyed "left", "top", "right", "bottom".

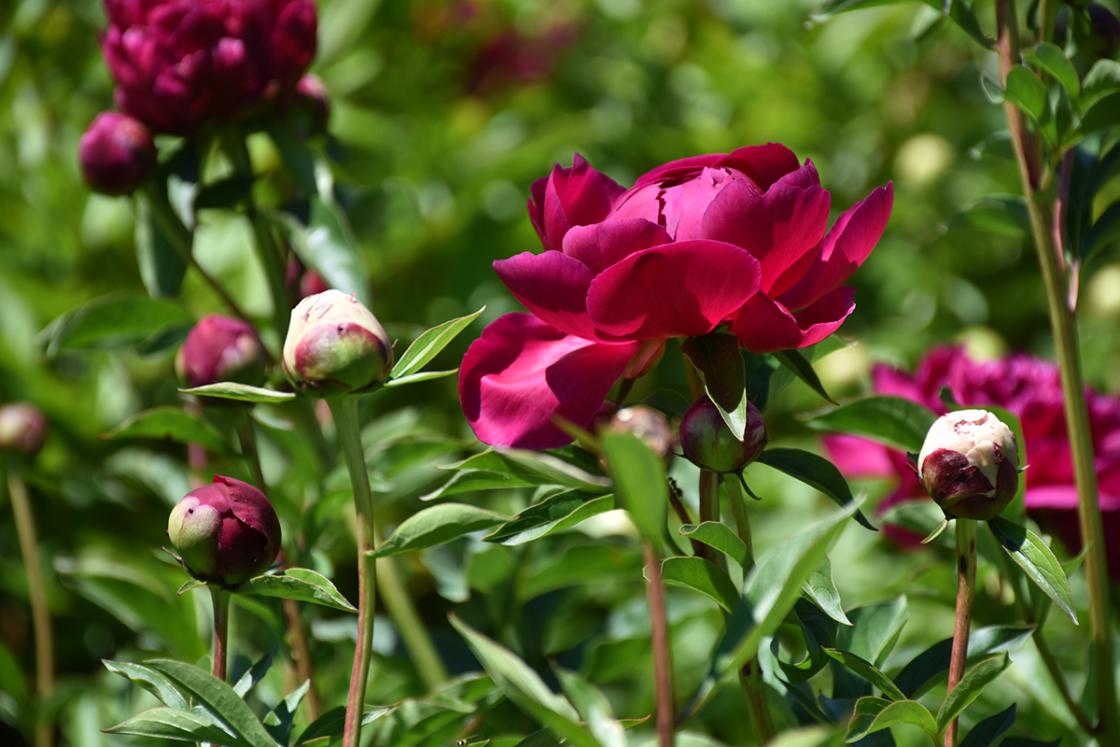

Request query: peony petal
[
  {"left": 719, "top": 143, "right": 804, "bottom": 191},
  {"left": 586, "top": 240, "right": 761, "bottom": 340},
  {"left": 701, "top": 166, "right": 831, "bottom": 292},
  {"left": 528, "top": 154, "right": 624, "bottom": 251},
  {"left": 732, "top": 286, "right": 855, "bottom": 352},
  {"left": 562, "top": 218, "right": 671, "bottom": 274},
  {"left": 459, "top": 313, "right": 639, "bottom": 449},
  {"left": 781, "top": 183, "right": 893, "bottom": 309},
  {"left": 823, "top": 434, "right": 896, "bottom": 478},
  {"left": 493, "top": 251, "right": 597, "bottom": 339}
]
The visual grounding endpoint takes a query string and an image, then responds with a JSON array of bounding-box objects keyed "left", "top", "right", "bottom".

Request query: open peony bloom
[
  {"left": 460, "top": 145, "right": 892, "bottom": 448},
  {"left": 825, "top": 346, "right": 1120, "bottom": 573},
  {"left": 100, "top": 0, "right": 317, "bottom": 134}
]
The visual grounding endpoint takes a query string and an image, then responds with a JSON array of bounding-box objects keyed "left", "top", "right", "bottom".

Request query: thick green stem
[
  {"left": 697, "top": 471, "right": 722, "bottom": 566},
  {"left": 643, "top": 541, "right": 675, "bottom": 747},
  {"left": 995, "top": 2, "right": 1119, "bottom": 738},
  {"left": 327, "top": 397, "right": 377, "bottom": 747},
  {"left": 373, "top": 545, "right": 449, "bottom": 690},
  {"left": 7, "top": 471, "right": 53, "bottom": 747},
  {"left": 945, "top": 520, "right": 976, "bottom": 747}
]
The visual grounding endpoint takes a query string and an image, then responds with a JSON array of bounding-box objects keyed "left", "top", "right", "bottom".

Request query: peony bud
[
  {"left": 291, "top": 74, "right": 331, "bottom": 136},
  {"left": 918, "top": 409, "right": 1019, "bottom": 520},
  {"left": 679, "top": 397, "right": 767, "bottom": 473},
  {"left": 283, "top": 289, "right": 393, "bottom": 394},
  {"left": 177, "top": 315, "right": 266, "bottom": 389},
  {"left": 79, "top": 112, "right": 156, "bottom": 195},
  {"left": 604, "top": 406, "right": 675, "bottom": 461},
  {"left": 0, "top": 403, "right": 47, "bottom": 455},
  {"left": 167, "top": 475, "right": 281, "bottom": 588}
]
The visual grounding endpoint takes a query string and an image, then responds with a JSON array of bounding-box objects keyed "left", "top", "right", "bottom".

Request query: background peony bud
[
  {"left": 167, "top": 475, "right": 281, "bottom": 588},
  {"left": 177, "top": 315, "right": 266, "bottom": 388},
  {"left": 679, "top": 397, "right": 767, "bottom": 473},
  {"left": 604, "top": 406, "right": 675, "bottom": 461},
  {"left": 0, "top": 403, "right": 47, "bottom": 455},
  {"left": 918, "top": 409, "right": 1019, "bottom": 520},
  {"left": 79, "top": 112, "right": 156, "bottom": 195},
  {"left": 283, "top": 290, "right": 393, "bottom": 394}
]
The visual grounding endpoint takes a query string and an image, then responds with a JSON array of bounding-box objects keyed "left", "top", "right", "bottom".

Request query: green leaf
[
  {"left": 1081, "top": 93, "right": 1120, "bottom": 137},
  {"left": 42, "top": 294, "right": 192, "bottom": 356},
  {"left": 772, "top": 349, "right": 835, "bottom": 404},
  {"left": 960, "top": 703, "right": 1017, "bottom": 747},
  {"left": 804, "top": 559, "right": 851, "bottom": 626},
  {"left": 232, "top": 650, "right": 274, "bottom": 698},
  {"left": 844, "top": 697, "right": 937, "bottom": 742},
  {"left": 600, "top": 431, "right": 668, "bottom": 543},
  {"left": 712, "top": 502, "right": 856, "bottom": 679},
  {"left": 756, "top": 448, "right": 875, "bottom": 530},
  {"left": 135, "top": 192, "right": 188, "bottom": 299},
  {"left": 681, "top": 332, "right": 748, "bottom": 438},
  {"left": 807, "top": 395, "right": 937, "bottom": 452},
  {"left": 179, "top": 382, "right": 298, "bottom": 404},
  {"left": 935, "top": 654, "right": 1011, "bottom": 732},
  {"left": 194, "top": 176, "right": 254, "bottom": 211},
  {"left": 391, "top": 307, "right": 486, "bottom": 380},
  {"left": 1005, "top": 66, "right": 1049, "bottom": 122},
  {"left": 274, "top": 195, "right": 371, "bottom": 307},
  {"left": 894, "top": 625, "right": 1033, "bottom": 698},
  {"left": 554, "top": 668, "right": 626, "bottom": 747},
  {"left": 519, "top": 544, "right": 642, "bottom": 600},
  {"left": 960, "top": 196, "right": 1030, "bottom": 238},
  {"left": 102, "top": 660, "right": 188, "bottom": 710},
  {"left": 446, "top": 449, "right": 609, "bottom": 494},
  {"left": 243, "top": 568, "right": 357, "bottom": 613},
  {"left": 988, "top": 518, "right": 1076, "bottom": 623},
  {"left": 836, "top": 597, "right": 910, "bottom": 667},
  {"left": 421, "top": 469, "right": 534, "bottom": 502},
  {"left": 679, "top": 522, "right": 749, "bottom": 569},
  {"left": 1083, "top": 59, "right": 1120, "bottom": 105},
  {"left": 105, "top": 406, "right": 230, "bottom": 453},
  {"left": 103, "top": 707, "right": 242, "bottom": 745},
  {"left": 383, "top": 369, "right": 459, "bottom": 388},
  {"left": 143, "top": 659, "right": 276, "bottom": 746},
  {"left": 485, "top": 492, "right": 616, "bottom": 546},
  {"left": 823, "top": 649, "right": 906, "bottom": 700},
  {"left": 449, "top": 616, "right": 597, "bottom": 747},
  {"left": 373, "top": 503, "right": 508, "bottom": 558},
  {"left": 1026, "top": 43, "right": 1079, "bottom": 98},
  {"left": 816, "top": 0, "right": 911, "bottom": 14},
  {"left": 658, "top": 556, "right": 739, "bottom": 612}
]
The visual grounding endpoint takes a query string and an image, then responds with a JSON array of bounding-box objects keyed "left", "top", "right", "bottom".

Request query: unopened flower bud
[
  {"left": 0, "top": 403, "right": 47, "bottom": 455},
  {"left": 679, "top": 397, "right": 767, "bottom": 473},
  {"left": 79, "top": 112, "right": 156, "bottom": 195},
  {"left": 604, "top": 406, "right": 675, "bottom": 461},
  {"left": 291, "top": 74, "right": 330, "bottom": 136},
  {"left": 283, "top": 289, "right": 393, "bottom": 394},
  {"left": 177, "top": 315, "right": 266, "bottom": 388},
  {"left": 918, "top": 409, "right": 1019, "bottom": 520},
  {"left": 167, "top": 475, "right": 281, "bottom": 588}
]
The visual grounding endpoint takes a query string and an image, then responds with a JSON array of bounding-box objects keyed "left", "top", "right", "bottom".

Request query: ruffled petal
[
  {"left": 493, "top": 251, "right": 597, "bottom": 339},
  {"left": 629, "top": 142, "right": 801, "bottom": 192},
  {"left": 562, "top": 218, "right": 672, "bottom": 274},
  {"left": 586, "top": 240, "right": 761, "bottom": 340},
  {"left": 701, "top": 164, "right": 831, "bottom": 292},
  {"left": 732, "top": 286, "right": 855, "bottom": 352},
  {"left": 459, "top": 313, "right": 639, "bottom": 449},
  {"left": 527, "top": 154, "right": 625, "bottom": 252}
]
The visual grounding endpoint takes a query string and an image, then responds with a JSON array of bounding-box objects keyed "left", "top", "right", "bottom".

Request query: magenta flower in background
[
  {"left": 177, "top": 315, "right": 266, "bottom": 388},
  {"left": 825, "top": 346, "right": 1120, "bottom": 573},
  {"left": 100, "top": 0, "right": 317, "bottom": 134},
  {"left": 79, "top": 111, "right": 156, "bottom": 195},
  {"left": 460, "top": 145, "right": 892, "bottom": 448}
]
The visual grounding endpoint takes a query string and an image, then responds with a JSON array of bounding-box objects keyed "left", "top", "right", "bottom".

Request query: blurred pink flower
[
  {"left": 177, "top": 315, "right": 265, "bottom": 388},
  {"left": 825, "top": 346, "right": 1120, "bottom": 572},
  {"left": 100, "top": 0, "right": 316, "bottom": 134},
  {"left": 79, "top": 111, "right": 156, "bottom": 195},
  {"left": 460, "top": 145, "right": 892, "bottom": 448}
]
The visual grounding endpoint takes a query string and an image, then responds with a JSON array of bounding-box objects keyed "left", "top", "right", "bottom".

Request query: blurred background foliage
[{"left": 1, "top": 0, "right": 1118, "bottom": 745}]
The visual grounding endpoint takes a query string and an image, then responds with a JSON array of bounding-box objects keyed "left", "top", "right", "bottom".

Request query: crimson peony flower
[
  {"left": 177, "top": 315, "right": 266, "bottom": 388},
  {"left": 824, "top": 346, "right": 1120, "bottom": 573},
  {"left": 460, "top": 145, "right": 892, "bottom": 448},
  {"left": 79, "top": 111, "right": 157, "bottom": 195},
  {"left": 100, "top": 0, "right": 317, "bottom": 134},
  {"left": 167, "top": 475, "right": 281, "bottom": 588}
]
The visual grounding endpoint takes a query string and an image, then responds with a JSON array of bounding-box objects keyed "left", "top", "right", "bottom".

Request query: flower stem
[
  {"left": 326, "top": 397, "right": 377, "bottom": 747},
  {"left": 234, "top": 410, "right": 322, "bottom": 719},
  {"left": 697, "top": 471, "right": 721, "bottom": 565},
  {"left": 210, "top": 586, "right": 231, "bottom": 682},
  {"left": 995, "top": 2, "right": 1119, "bottom": 738},
  {"left": 945, "top": 519, "right": 976, "bottom": 747},
  {"left": 643, "top": 541, "right": 674, "bottom": 747},
  {"left": 7, "top": 471, "right": 53, "bottom": 747}
]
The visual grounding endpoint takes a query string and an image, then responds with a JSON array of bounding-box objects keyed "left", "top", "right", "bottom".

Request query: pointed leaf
[
  {"left": 772, "top": 349, "right": 835, "bottom": 405},
  {"left": 682, "top": 332, "right": 748, "bottom": 438},
  {"left": 1026, "top": 43, "right": 1079, "bottom": 98},
  {"left": 935, "top": 654, "right": 1011, "bottom": 732},
  {"left": 960, "top": 703, "right": 1017, "bottom": 747},
  {"left": 102, "top": 660, "right": 188, "bottom": 710},
  {"left": 756, "top": 448, "right": 874, "bottom": 530},
  {"left": 823, "top": 649, "right": 905, "bottom": 700},
  {"left": 657, "top": 556, "right": 739, "bottom": 612},
  {"left": 383, "top": 369, "right": 458, "bottom": 388},
  {"left": 180, "top": 383, "right": 297, "bottom": 404},
  {"left": 373, "top": 504, "right": 508, "bottom": 558},
  {"left": 244, "top": 568, "right": 357, "bottom": 613},
  {"left": 1005, "top": 66, "right": 1048, "bottom": 122},
  {"left": 988, "top": 518, "right": 1076, "bottom": 623},
  {"left": 804, "top": 559, "right": 851, "bottom": 626},
  {"left": 600, "top": 431, "right": 668, "bottom": 544},
  {"left": 554, "top": 668, "right": 626, "bottom": 747},
  {"left": 391, "top": 307, "right": 486, "bottom": 380},
  {"left": 844, "top": 697, "right": 937, "bottom": 742},
  {"left": 104, "top": 707, "right": 242, "bottom": 745},
  {"left": 485, "top": 492, "right": 616, "bottom": 546},
  {"left": 807, "top": 395, "right": 937, "bottom": 452},
  {"left": 679, "top": 522, "right": 749, "bottom": 569}
]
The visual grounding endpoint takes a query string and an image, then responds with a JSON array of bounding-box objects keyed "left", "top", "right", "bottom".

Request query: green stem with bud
[
  {"left": 643, "top": 541, "right": 674, "bottom": 747},
  {"left": 995, "top": 1, "right": 1119, "bottom": 738},
  {"left": 944, "top": 519, "right": 976, "bottom": 747},
  {"left": 209, "top": 586, "right": 231, "bottom": 682},
  {"left": 326, "top": 397, "right": 377, "bottom": 747},
  {"left": 7, "top": 471, "right": 53, "bottom": 747}
]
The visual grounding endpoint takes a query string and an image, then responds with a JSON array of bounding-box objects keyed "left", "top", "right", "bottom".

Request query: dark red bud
[
  {"left": 177, "top": 315, "right": 266, "bottom": 389},
  {"left": 79, "top": 112, "right": 156, "bottom": 195}
]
